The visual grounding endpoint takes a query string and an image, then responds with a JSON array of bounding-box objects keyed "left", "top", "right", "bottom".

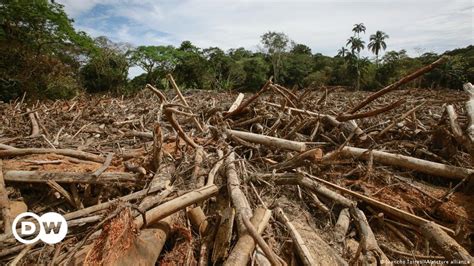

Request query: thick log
[
  {"left": 226, "top": 129, "right": 307, "bottom": 152},
  {"left": 348, "top": 56, "right": 448, "bottom": 114},
  {"left": 338, "top": 146, "right": 474, "bottom": 180},
  {"left": 207, "top": 149, "right": 223, "bottom": 186},
  {"left": 0, "top": 160, "right": 12, "bottom": 234},
  {"left": 212, "top": 205, "right": 235, "bottom": 264},
  {"left": 225, "top": 151, "right": 252, "bottom": 235},
  {"left": 187, "top": 207, "right": 208, "bottom": 236},
  {"left": 0, "top": 148, "right": 104, "bottom": 163},
  {"left": 4, "top": 170, "right": 140, "bottom": 184},
  {"left": 446, "top": 105, "right": 474, "bottom": 156},
  {"left": 463, "top": 82, "right": 474, "bottom": 143},
  {"left": 27, "top": 108, "right": 40, "bottom": 137},
  {"left": 350, "top": 207, "right": 390, "bottom": 265},
  {"left": 134, "top": 184, "right": 218, "bottom": 228},
  {"left": 334, "top": 208, "right": 350, "bottom": 243},
  {"left": 420, "top": 222, "right": 473, "bottom": 262},
  {"left": 227, "top": 93, "right": 245, "bottom": 113},
  {"left": 224, "top": 208, "right": 271, "bottom": 266}
]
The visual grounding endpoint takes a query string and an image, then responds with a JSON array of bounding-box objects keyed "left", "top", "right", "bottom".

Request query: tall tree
[
  {"left": 337, "top": 47, "right": 348, "bottom": 58},
  {"left": 346, "top": 36, "right": 365, "bottom": 90},
  {"left": 352, "top": 23, "right": 366, "bottom": 38},
  {"left": 368, "top": 30, "right": 389, "bottom": 64},
  {"left": 260, "top": 31, "right": 289, "bottom": 82},
  {"left": 128, "top": 45, "right": 178, "bottom": 84}
]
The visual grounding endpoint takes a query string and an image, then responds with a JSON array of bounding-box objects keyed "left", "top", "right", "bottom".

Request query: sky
[{"left": 57, "top": 0, "right": 473, "bottom": 77}]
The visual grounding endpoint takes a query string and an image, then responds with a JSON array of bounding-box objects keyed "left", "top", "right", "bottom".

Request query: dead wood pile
[{"left": 0, "top": 59, "right": 473, "bottom": 265}]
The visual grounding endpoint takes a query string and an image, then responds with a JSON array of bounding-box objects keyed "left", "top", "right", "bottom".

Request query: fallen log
[
  {"left": 463, "top": 82, "right": 474, "bottom": 143},
  {"left": 0, "top": 148, "right": 105, "bottom": 163},
  {"left": 225, "top": 129, "right": 307, "bottom": 152},
  {"left": 225, "top": 208, "right": 271, "bottom": 266},
  {"left": 336, "top": 98, "right": 405, "bottom": 122},
  {"left": 134, "top": 184, "right": 218, "bottom": 228},
  {"left": 4, "top": 170, "right": 140, "bottom": 184},
  {"left": 227, "top": 93, "right": 245, "bottom": 113},
  {"left": 350, "top": 207, "right": 390, "bottom": 265},
  {"left": 225, "top": 151, "right": 252, "bottom": 234},
  {"left": 446, "top": 105, "right": 474, "bottom": 156},
  {"left": 420, "top": 222, "right": 473, "bottom": 262},
  {"left": 338, "top": 146, "right": 474, "bottom": 180},
  {"left": 333, "top": 208, "right": 350, "bottom": 243},
  {"left": 27, "top": 108, "right": 40, "bottom": 137},
  {"left": 0, "top": 160, "right": 12, "bottom": 234}
]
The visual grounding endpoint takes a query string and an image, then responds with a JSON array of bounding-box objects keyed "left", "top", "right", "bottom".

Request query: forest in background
[{"left": 1, "top": 0, "right": 473, "bottom": 101}]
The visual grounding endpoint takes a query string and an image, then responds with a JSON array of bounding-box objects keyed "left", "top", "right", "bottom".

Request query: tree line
[{"left": 1, "top": 0, "right": 472, "bottom": 101}]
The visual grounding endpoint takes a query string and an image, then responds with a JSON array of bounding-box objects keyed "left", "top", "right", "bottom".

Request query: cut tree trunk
[
  {"left": 337, "top": 146, "right": 474, "bottom": 180},
  {"left": 463, "top": 82, "right": 474, "bottom": 143},
  {"left": 225, "top": 129, "right": 307, "bottom": 152}
]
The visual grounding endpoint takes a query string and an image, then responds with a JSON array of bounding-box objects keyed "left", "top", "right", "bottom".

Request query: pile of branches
[{"left": 0, "top": 58, "right": 473, "bottom": 265}]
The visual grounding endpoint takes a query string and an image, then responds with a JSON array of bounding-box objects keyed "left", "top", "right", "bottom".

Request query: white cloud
[{"left": 58, "top": 0, "right": 473, "bottom": 57}]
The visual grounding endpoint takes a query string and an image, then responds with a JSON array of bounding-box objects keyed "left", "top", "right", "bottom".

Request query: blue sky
[{"left": 58, "top": 0, "right": 473, "bottom": 77}]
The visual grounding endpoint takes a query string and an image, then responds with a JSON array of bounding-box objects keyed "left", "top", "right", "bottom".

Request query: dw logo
[{"left": 12, "top": 212, "right": 68, "bottom": 244}]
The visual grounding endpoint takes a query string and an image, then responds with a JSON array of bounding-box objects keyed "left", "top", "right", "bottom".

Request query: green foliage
[
  {"left": 261, "top": 31, "right": 289, "bottom": 82},
  {"left": 128, "top": 45, "right": 179, "bottom": 85},
  {"left": 80, "top": 37, "right": 129, "bottom": 93},
  {"left": 238, "top": 56, "right": 270, "bottom": 90},
  {"left": 368, "top": 31, "right": 389, "bottom": 62}
]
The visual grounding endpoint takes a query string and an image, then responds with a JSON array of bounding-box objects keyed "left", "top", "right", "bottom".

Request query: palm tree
[
  {"left": 346, "top": 36, "right": 365, "bottom": 90},
  {"left": 368, "top": 30, "right": 389, "bottom": 64},
  {"left": 337, "top": 47, "right": 348, "bottom": 58},
  {"left": 352, "top": 23, "right": 366, "bottom": 37}
]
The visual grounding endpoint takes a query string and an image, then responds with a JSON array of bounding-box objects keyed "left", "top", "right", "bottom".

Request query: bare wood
[
  {"left": 91, "top": 153, "right": 113, "bottom": 177},
  {"left": 187, "top": 207, "right": 208, "bottom": 235},
  {"left": 27, "top": 108, "right": 40, "bottom": 137},
  {"left": 145, "top": 84, "right": 168, "bottom": 103},
  {"left": 271, "top": 148, "right": 322, "bottom": 171},
  {"left": 348, "top": 56, "right": 448, "bottom": 114},
  {"left": 166, "top": 74, "right": 204, "bottom": 132},
  {"left": 463, "top": 82, "right": 474, "bottom": 143},
  {"left": 226, "top": 129, "right": 307, "bottom": 152},
  {"left": 151, "top": 123, "right": 163, "bottom": 171},
  {"left": 10, "top": 244, "right": 34, "bottom": 266},
  {"left": 446, "top": 105, "right": 474, "bottom": 156},
  {"left": 4, "top": 170, "right": 140, "bottom": 184},
  {"left": 224, "top": 79, "right": 272, "bottom": 118},
  {"left": 164, "top": 108, "right": 198, "bottom": 148},
  {"left": 225, "top": 208, "right": 271, "bottom": 266},
  {"left": 0, "top": 148, "right": 105, "bottom": 163},
  {"left": 207, "top": 149, "right": 223, "bottom": 186},
  {"left": 0, "top": 160, "right": 12, "bottom": 234},
  {"left": 242, "top": 214, "right": 283, "bottom": 266},
  {"left": 275, "top": 174, "right": 355, "bottom": 207},
  {"left": 309, "top": 192, "right": 330, "bottom": 214},
  {"left": 337, "top": 98, "right": 405, "bottom": 122},
  {"left": 339, "top": 146, "right": 474, "bottom": 180},
  {"left": 134, "top": 184, "right": 218, "bottom": 228},
  {"left": 350, "top": 207, "right": 390, "bottom": 265},
  {"left": 227, "top": 93, "right": 245, "bottom": 113},
  {"left": 275, "top": 208, "right": 315, "bottom": 266},
  {"left": 262, "top": 101, "right": 367, "bottom": 140},
  {"left": 378, "top": 101, "right": 427, "bottom": 137},
  {"left": 301, "top": 172, "right": 454, "bottom": 234},
  {"left": 420, "top": 221, "right": 473, "bottom": 262},
  {"left": 225, "top": 151, "right": 252, "bottom": 235},
  {"left": 47, "top": 180, "right": 78, "bottom": 208},
  {"left": 192, "top": 146, "right": 205, "bottom": 187},
  {"left": 334, "top": 208, "right": 350, "bottom": 243},
  {"left": 212, "top": 205, "right": 235, "bottom": 264}
]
